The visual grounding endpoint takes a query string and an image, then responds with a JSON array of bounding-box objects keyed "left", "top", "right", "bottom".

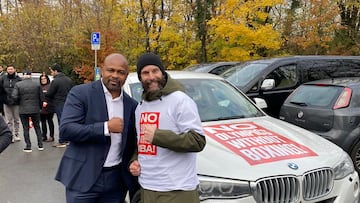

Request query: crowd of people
[
  {"left": 1, "top": 52, "right": 207, "bottom": 203},
  {"left": 0, "top": 63, "right": 73, "bottom": 153}
]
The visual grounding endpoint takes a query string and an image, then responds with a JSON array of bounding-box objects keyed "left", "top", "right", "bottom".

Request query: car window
[
  {"left": 209, "top": 65, "right": 235, "bottom": 75},
  {"left": 129, "top": 83, "right": 143, "bottom": 102},
  {"left": 287, "top": 85, "right": 342, "bottom": 108},
  {"left": 222, "top": 63, "right": 268, "bottom": 88},
  {"left": 340, "top": 60, "right": 360, "bottom": 77},
  {"left": 183, "top": 63, "right": 212, "bottom": 71},
  {"left": 304, "top": 60, "right": 342, "bottom": 81},
  {"left": 129, "top": 78, "right": 263, "bottom": 121},
  {"left": 265, "top": 65, "right": 297, "bottom": 89}
]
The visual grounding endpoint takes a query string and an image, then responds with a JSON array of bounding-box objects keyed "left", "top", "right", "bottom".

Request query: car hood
[{"left": 197, "top": 116, "right": 344, "bottom": 181}]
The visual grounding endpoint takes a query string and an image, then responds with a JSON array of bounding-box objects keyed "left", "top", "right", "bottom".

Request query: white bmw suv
[{"left": 124, "top": 71, "right": 359, "bottom": 203}]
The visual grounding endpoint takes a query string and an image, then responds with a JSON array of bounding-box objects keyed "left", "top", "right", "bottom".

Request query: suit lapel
[
  {"left": 91, "top": 81, "right": 111, "bottom": 154},
  {"left": 92, "top": 80, "right": 109, "bottom": 120},
  {"left": 121, "top": 93, "right": 132, "bottom": 151}
]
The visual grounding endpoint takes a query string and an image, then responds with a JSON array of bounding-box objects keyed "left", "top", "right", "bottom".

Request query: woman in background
[{"left": 40, "top": 74, "right": 55, "bottom": 142}]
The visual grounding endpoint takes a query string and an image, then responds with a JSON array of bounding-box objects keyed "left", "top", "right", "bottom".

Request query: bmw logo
[
  {"left": 288, "top": 162, "right": 299, "bottom": 170},
  {"left": 297, "top": 111, "right": 304, "bottom": 119}
]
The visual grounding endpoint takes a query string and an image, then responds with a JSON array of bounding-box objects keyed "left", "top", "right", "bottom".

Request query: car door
[{"left": 257, "top": 64, "right": 299, "bottom": 117}]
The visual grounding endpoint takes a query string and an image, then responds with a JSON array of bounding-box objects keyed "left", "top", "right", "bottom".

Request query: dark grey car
[
  {"left": 221, "top": 55, "right": 360, "bottom": 118},
  {"left": 279, "top": 77, "right": 360, "bottom": 173}
]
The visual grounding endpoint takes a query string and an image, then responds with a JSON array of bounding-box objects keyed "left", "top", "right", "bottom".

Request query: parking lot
[
  {"left": 0, "top": 121, "right": 65, "bottom": 203},
  {"left": 0, "top": 118, "right": 135, "bottom": 203},
  {"left": 1, "top": 115, "right": 359, "bottom": 203}
]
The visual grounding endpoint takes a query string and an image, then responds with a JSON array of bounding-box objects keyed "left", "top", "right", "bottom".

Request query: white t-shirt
[{"left": 135, "top": 91, "right": 203, "bottom": 191}]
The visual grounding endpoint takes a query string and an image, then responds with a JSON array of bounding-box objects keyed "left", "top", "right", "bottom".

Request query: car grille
[
  {"left": 302, "top": 169, "right": 333, "bottom": 200},
  {"left": 253, "top": 168, "right": 333, "bottom": 203}
]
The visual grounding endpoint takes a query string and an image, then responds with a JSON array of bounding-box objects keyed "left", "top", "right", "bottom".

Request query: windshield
[
  {"left": 222, "top": 63, "right": 269, "bottom": 88},
  {"left": 129, "top": 78, "right": 263, "bottom": 122},
  {"left": 287, "top": 85, "right": 341, "bottom": 108},
  {"left": 183, "top": 63, "right": 212, "bottom": 71}
]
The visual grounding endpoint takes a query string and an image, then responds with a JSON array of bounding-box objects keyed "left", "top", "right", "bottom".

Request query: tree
[
  {"left": 207, "top": 0, "right": 283, "bottom": 61},
  {"left": 288, "top": 0, "right": 340, "bottom": 54},
  {"left": 333, "top": 0, "right": 360, "bottom": 54}
]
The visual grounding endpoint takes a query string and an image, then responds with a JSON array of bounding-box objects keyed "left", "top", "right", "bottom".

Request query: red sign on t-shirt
[{"left": 138, "top": 112, "right": 159, "bottom": 155}]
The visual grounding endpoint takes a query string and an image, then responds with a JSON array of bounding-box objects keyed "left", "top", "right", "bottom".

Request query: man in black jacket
[
  {"left": 46, "top": 63, "right": 73, "bottom": 148},
  {"left": 0, "top": 65, "right": 22, "bottom": 142},
  {"left": 12, "top": 71, "right": 43, "bottom": 152}
]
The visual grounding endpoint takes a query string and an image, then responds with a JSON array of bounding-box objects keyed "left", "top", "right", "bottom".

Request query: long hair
[{"left": 39, "top": 73, "right": 50, "bottom": 85}]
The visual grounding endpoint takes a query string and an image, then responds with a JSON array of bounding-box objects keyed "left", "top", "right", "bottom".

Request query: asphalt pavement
[{"left": 0, "top": 118, "right": 65, "bottom": 203}]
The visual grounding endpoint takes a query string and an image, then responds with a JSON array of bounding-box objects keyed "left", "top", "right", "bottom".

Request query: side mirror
[
  {"left": 261, "top": 79, "right": 275, "bottom": 90},
  {"left": 253, "top": 98, "right": 268, "bottom": 109}
]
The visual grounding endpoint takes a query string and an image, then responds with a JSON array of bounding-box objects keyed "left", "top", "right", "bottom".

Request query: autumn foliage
[{"left": 0, "top": 0, "right": 358, "bottom": 83}]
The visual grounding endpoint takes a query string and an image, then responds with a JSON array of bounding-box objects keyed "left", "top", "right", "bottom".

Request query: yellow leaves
[
  {"left": 219, "top": 47, "right": 251, "bottom": 61},
  {"left": 153, "top": 24, "right": 200, "bottom": 70},
  {"left": 208, "top": 0, "right": 283, "bottom": 60}
]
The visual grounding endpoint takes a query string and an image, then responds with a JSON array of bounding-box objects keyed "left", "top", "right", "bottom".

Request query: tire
[
  {"left": 130, "top": 190, "right": 141, "bottom": 203},
  {"left": 350, "top": 140, "right": 360, "bottom": 174}
]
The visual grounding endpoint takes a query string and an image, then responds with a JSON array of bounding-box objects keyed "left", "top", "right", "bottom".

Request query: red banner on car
[{"left": 203, "top": 122, "right": 318, "bottom": 165}]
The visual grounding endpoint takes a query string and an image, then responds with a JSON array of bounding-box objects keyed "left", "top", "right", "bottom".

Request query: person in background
[
  {"left": 0, "top": 116, "right": 12, "bottom": 153},
  {"left": 40, "top": 74, "right": 55, "bottom": 142},
  {"left": 12, "top": 71, "right": 43, "bottom": 152},
  {"left": 46, "top": 63, "right": 73, "bottom": 148},
  {"left": 0, "top": 65, "right": 22, "bottom": 143},
  {"left": 0, "top": 66, "right": 4, "bottom": 76},
  {"left": 55, "top": 53, "right": 139, "bottom": 203},
  {"left": 129, "top": 53, "right": 206, "bottom": 203}
]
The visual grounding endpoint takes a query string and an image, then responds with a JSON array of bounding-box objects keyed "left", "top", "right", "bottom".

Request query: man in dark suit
[{"left": 55, "top": 53, "right": 139, "bottom": 203}]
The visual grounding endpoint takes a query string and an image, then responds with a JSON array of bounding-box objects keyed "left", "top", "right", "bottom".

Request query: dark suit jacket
[
  {"left": 0, "top": 116, "right": 12, "bottom": 153},
  {"left": 55, "top": 80, "right": 139, "bottom": 193}
]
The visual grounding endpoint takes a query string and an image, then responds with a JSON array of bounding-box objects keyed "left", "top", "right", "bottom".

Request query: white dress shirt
[{"left": 101, "top": 80, "right": 123, "bottom": 167}]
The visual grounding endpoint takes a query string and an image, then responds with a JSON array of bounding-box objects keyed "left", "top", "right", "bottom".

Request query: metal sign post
[{"left": 91, "top": 32, "right": 101, "bottom": 80}]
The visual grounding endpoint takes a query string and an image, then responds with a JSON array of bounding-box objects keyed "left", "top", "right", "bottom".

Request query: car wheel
[
  {"left": 130, "top": 190, "right": 141, "bottom": 203},
  {"left": 350, "top": 140, "right": 360, "bottom": 174}
]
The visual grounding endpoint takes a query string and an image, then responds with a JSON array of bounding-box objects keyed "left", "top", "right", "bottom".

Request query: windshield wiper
[
  {"left": 215, "top": 115, "right": 246, "bottom": 121},
  {"left": 201, "top": 115, "right": 246, "bottom": 122},
  {"left": 290, "top": 101, "right": 308, "bottom": 106}
]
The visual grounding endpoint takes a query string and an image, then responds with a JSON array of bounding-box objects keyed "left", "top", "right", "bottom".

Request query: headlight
[
  {"left": 198, "top": 175, "right": 251, "bottom": 201},
  {"left": 333, "top": 153, "right": 354, "bottom": 180}
]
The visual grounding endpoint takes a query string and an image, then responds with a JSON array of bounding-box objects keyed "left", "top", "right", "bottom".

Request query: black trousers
[
  {"left": 40, "top": 113, "right": 54, "bottom": 139},
  {"left": 19, "top": 113, "right": 43, "bottom": 148},
  {"left": 65, "top": 165, "right": 128, "bottom": 203}
]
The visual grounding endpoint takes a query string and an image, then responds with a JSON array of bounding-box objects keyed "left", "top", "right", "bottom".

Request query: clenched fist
[
  {"left": 129, "top": 160, "right": 141, "bottom": 176},
  {"left": 108, "top": 117, "right": 124, "bottom": 133}
]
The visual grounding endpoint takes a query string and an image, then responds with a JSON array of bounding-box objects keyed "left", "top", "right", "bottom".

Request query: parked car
[
  {"left": 220, "top": 55, "right": 360, "bottom": 118},
  {"left": 279, "top": 77, "right": 360, "bottom": 174},
  {"left": 183, "top": 62, "right": 240, "bottom": 75},
  {"left": 124, "top": 71, "right": 359, "bottom": 203}
]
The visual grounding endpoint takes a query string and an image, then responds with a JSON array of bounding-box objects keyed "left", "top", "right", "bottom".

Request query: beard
[
  {"left": 104, "top": 78, "right": 122, "bottom": 92},
  {"left": 142, "top": 76, "right": 167, "bottom": 93}
]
